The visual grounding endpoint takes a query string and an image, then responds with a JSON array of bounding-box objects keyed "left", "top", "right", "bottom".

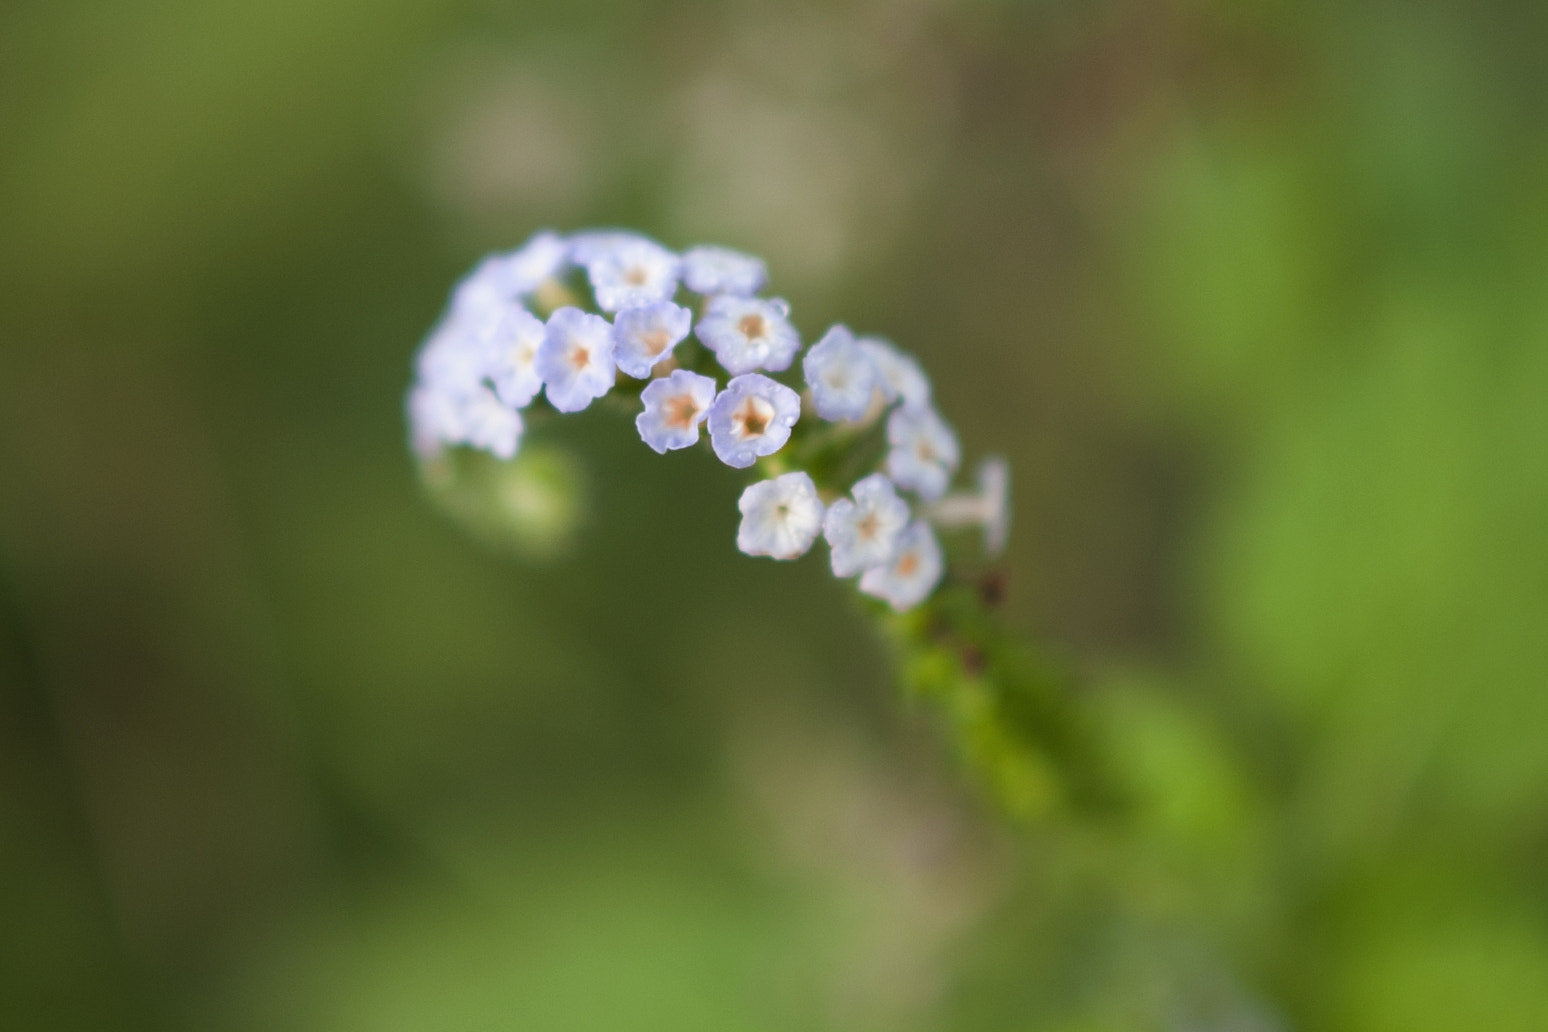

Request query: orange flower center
[
  {"left": 738, "top": 313, "right": 768, "bottom": 340},
  {"left": 663, "top": 395, "right": 700, "bottom": 430},
  {"left": 733, "top": 395, "right": 775, "bottom": 438}
]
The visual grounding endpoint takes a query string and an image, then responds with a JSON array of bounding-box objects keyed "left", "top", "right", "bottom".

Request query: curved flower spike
[
  {"left": 409, "top": 228, "right": 1008, "bottom": 620},
  {"left": 737, "top": 472, "right": 825, "bottom": 560}
]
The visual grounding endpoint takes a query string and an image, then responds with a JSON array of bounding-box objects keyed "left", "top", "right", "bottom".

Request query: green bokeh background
[{"left": 3, "top": 1, "right": 1546, "bottom": 1029}]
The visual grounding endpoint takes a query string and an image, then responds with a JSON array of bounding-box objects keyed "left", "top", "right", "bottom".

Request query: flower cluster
[{"left": 407, "top": 229, "right": 1008, "bottom": 611}]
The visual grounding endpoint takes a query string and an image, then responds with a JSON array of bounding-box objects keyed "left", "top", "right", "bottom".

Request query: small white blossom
[
  {"left": 537, "top": 307, "right": 617, "bottom": 413},
  {"left": 407, "top": 382, "right": 468, "bottom": 458},
  {"left": 822, "top": 473, "right": 911, "bottom": 577},
  {"left": 886, "top": 405, "right": 960, "bottom": 500},
  {"left": 695, "top": 296, "right": 801, "bottom": 375},
  {"left": 407, "top": 382, "right": 522, "bottom": 460},
  {"left": 803, "top": 324, "right": 878, "bottom": 422},
  {"left": 493, "top": 230, "right": 567, "bottom": 296},
  {"left": 584, "top": 235, "right": 681, "bottom": 312},
  {"left": 443, "top": 261, "right": 543, "bottom": 381},
  {"left": 612, "top": 301, "right": 693, "bottom": 378},
  {"left": 567, "top": 230, "right": 647, "bottom": 265},
  {"left": 681, "top": 245, "right": 767, "bottom": 296},
  {"left": 928, "top": 456, "right": 1011, "bottom": 557},
  {"left": 485, "top": 306, "right": 546, "bottom": 408},
  {"left": 460, "top": 384, "right": 525, "bottom": 458},
  {"left": 415, "top": 314, "right": 489, "bottom": 395},
  {"left": 859, "top": 336, "right": 931, "bottom": 409},
  {"left": 737, "top": 472, "right": 825, "bottom": 560},
  {"left": 859, "top": 520, "right": 943, "bottom": 611},
  {"left": 707, "top": 374, "right": 801, "bottom": 468},
  {"left": 448, "top": 256, "right": 516, "bottom": 324},
  {"left": 636, "top": 370, "right": 716, "bottom": 454}
]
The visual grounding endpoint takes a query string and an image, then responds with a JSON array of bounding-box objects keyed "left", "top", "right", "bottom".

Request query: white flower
[
  {"left": 822, "top": 473, "right": 911, "bottom": 577},
  {"left": 407, "top": 382, "right": 522, "bottom": 460},
  {"left": 859, "top": 336, "right": 931, "bottom": 409},
  {"left": 537, "top": 307, "right": 617, "bottom": 413},
  {"left": 415, "top": 314, "right": 489, "bottom": 395},
  {"left": 485, "top": 306, "right": 546, "bottom": 407},
  {"left": 584, "top": 235, "right": 680, "bottom": 312},
  {"left": 737, "top": 472, "right": 825, "bottom": 560},
  {"left": 859, "top": 520, "right": 943, "bottom": 611},
  {"left": 707, "top": 373, "right": 801, "bottom": 468},
  {"left": 886, "top": 405, "right": 960, "bottom": 500},
  {"left": 448, "top": 255, "right": 517, "bottom": 326},
  {"left": 612, "top": 301, "right": 692, "bottom": 378},
  {"left": 927, "top": 456, "right": 1011, "bottom": 557},
  {"left": 493, "top": 230, "right": 567, "bottom": 296},
  {"left": 460, "top": 385, "right": 525, "bottom": 459},
  {"left": 567, "top": 229, "right": 646, "bottom": 265},
  {"left": 681, "top": 245, "right": 767, "bottom": 296},
  {"left": 695, "top": 296, "right": 801, "bottom": 375},
  {"left": 803, "top": 324, "right": 878, "bottom": 422},
  {"left": 407, "top": 382, "right": 468, "bottom": 458},
  {"left": 636, "top": 370, "right": 717, "bottom": 454}
]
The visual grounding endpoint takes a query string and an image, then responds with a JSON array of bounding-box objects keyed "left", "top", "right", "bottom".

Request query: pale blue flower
[
  {"left": 822, "top": 473, "right": 911, "bottom": 577},
  {"left": 927, "top": 456, "right": 1011, "bottom": 557},
  {"left": 415, "top": 313, "right": 489, "bottom": 395},
  {"left": 448, "top": 255, "right": 516, "bottom": 324},
  {"left": 886, "top": 405, "right": 960, "bottom": 500},
  {"left": 859, "top": 336, "right": 931, "bottom": 409},
  {"left": 737, "top": 472, "right": 825, "bottom": 560},
  {"left": 681, "top": 245, "right": 767, "bottom": 296},
  {"left": 612, "top": 301, "right": 693, "bottom": 378},
  {"left": 707, "top": 373, "right": 801, "bottom": 468},
  {"left": 804, "top": 324, "right": 878, "bottom": 422},
  {"left": 443, "top": 261, "right": 537, "bottom": 380},
  {"left": 537, "top": 307, "right": 617, "bottom": 412},
  {"left": 859, "top": 520, "right": 943, "bottom": 611},
  {"left": 583, "top": 235, "right": 681, "bottom": 312},
  {"left": 407, "top": 382, "right": 522, "bottom": 460},
  {"left": 567, "top": 229, "right": 647, "bottom": 265},
  {"left": 493, "top": 230, "right": 567, "bottom": 296},
  {"left": 485, "top": 306, "right": 546, "bottom": 408},
  {"left": 407, "top": 381, "right": 469, "bottom": 458},
  {"left": 695, "top": 296, "right": 801, "bottom": 375},
  {"left": 636, "top": 370, "right": 717, "bottom": 454},
  {"left": 460, "top": 384, "right": 525, "bottom": 459}
]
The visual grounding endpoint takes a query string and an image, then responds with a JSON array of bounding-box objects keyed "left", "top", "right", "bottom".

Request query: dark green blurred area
[{"left": 3, "top": 0, "right": 1547, "bottom": 1028}]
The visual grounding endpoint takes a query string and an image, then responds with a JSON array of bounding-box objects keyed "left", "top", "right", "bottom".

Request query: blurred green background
[{"left": 3, "top": 0, "right": 1547, "bottom": 1029}]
